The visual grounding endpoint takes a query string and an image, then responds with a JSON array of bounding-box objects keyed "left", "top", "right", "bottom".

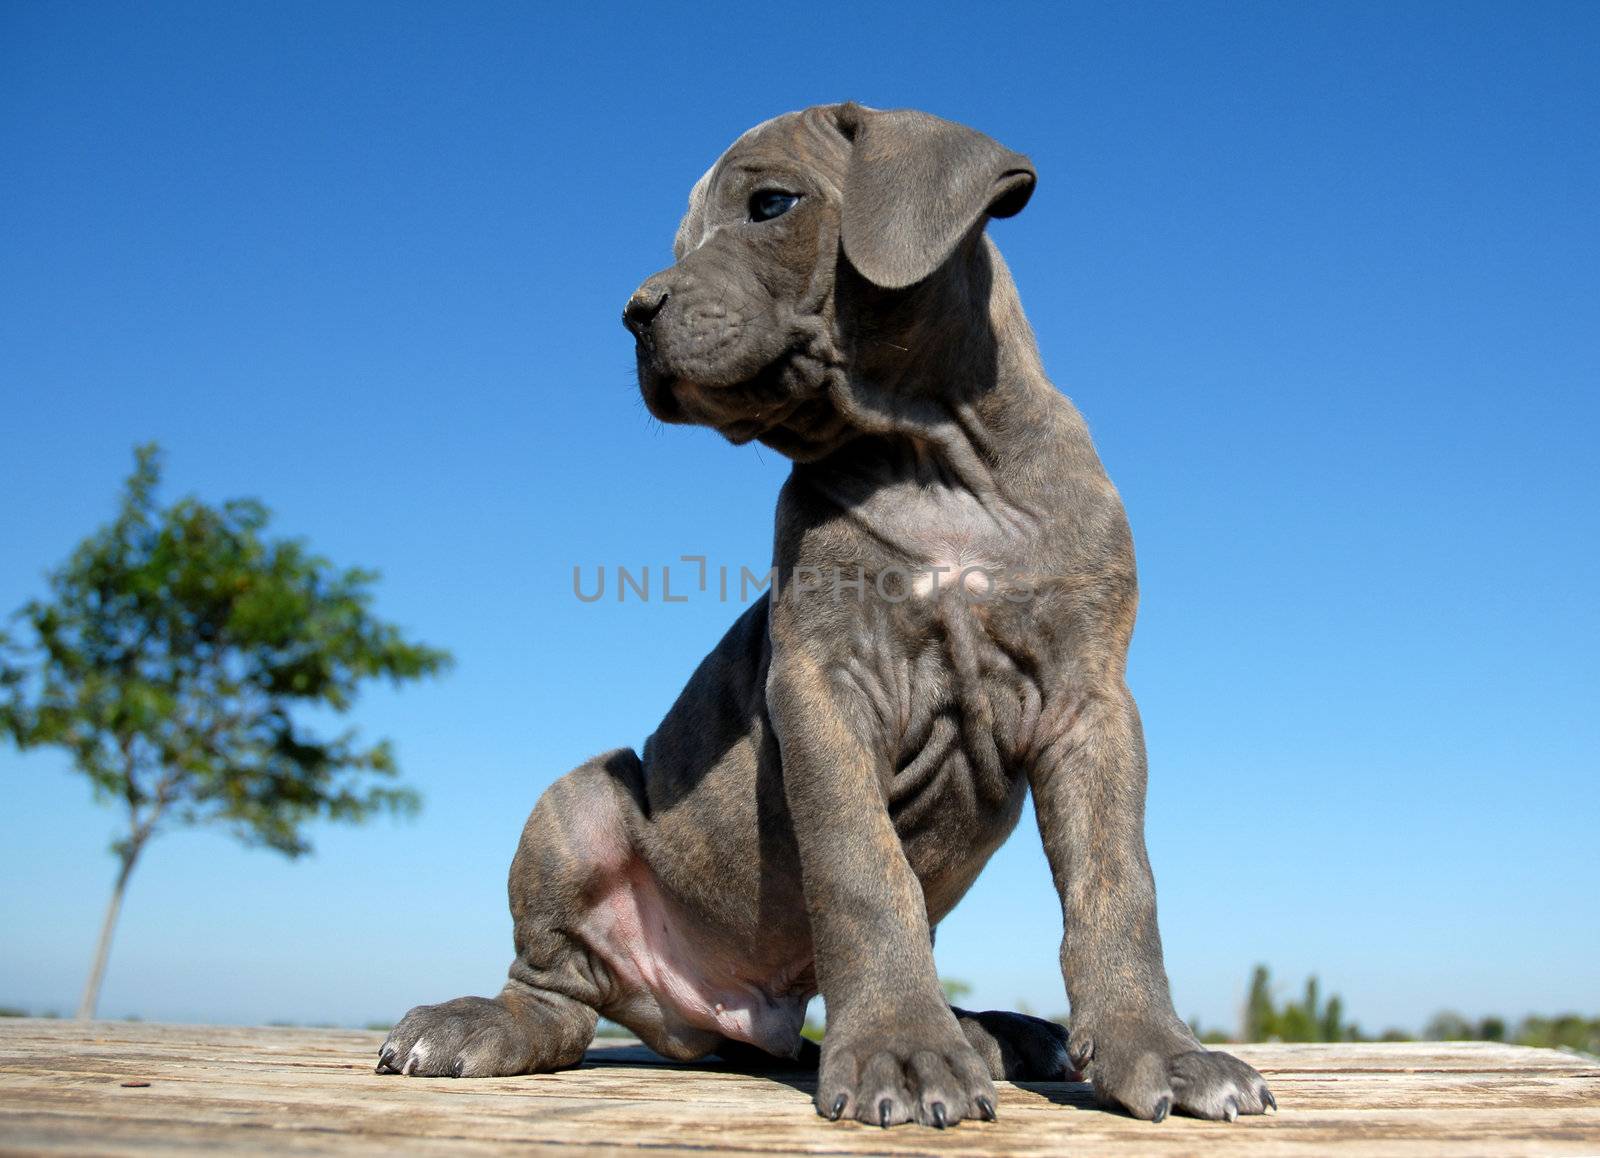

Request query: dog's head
[{"left": 624, "top": 103, "right": 1035, "bottom": 461}]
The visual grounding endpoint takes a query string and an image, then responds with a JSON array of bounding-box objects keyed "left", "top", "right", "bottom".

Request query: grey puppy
[{"left": 379, "top": 103, "right": 1274, "bottom": 1129}]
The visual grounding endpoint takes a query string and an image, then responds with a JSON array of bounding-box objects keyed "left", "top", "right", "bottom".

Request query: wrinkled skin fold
[{"left": 379, "top": 103, "right": 1275, "bottom": 1129}]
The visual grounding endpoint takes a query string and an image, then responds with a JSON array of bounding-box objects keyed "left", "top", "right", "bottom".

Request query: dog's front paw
[
  {"left": 1071, "top": 1012, "right": 1275, "bottom": 1121},
  {"left": 377, "top": 996, "right": 538, "bottom": 1077},
  {"left": 816, "top": 1013, "right": 997, "bottom": 1128}
]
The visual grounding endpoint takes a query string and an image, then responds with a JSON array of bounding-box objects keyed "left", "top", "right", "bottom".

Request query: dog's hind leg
[
  {"left": 379, "top": 748, "right": 677, "bottom": 1077},
  {"left": 954, "top": 1008, "right": 1078, "bottom": 1081}
]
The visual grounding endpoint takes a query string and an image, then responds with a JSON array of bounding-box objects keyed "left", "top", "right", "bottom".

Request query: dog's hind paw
[
  {"left": 954, "top": 1007, "right": 1078, "bottom": 1081},
  {"left": 377, "top": 993, "right": 590, "bottom": 1078}
]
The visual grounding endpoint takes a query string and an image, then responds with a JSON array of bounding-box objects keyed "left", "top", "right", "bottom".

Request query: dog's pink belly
[{"left": 577, "top": 862, "right": 814, "bottom": 1057}]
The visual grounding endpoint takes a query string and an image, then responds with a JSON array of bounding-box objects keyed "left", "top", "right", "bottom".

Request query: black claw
[
  {"left": 1152, "top": 1096, "right": 1171, "bottom": 1123},
  {"left": 879, "top": 1098, "right": 893, "bottom": 1128},
  {"left": 930, "top": 1102, "right": 948, "bottom": 1129},
  {"left": 1262, "top": 1087, "right": 1277, "bottom": 1112},
  {"left": 450, "top": 1059, "right": 465, "bottom": 1078},
  {"left": 976, "top": 1095, "right": 997, "bottom": 1121},
  {"left": 829, "top": 1093, "right": 847, "bottom": 1121}
]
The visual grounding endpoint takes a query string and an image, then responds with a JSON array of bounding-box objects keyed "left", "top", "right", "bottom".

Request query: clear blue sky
[{"left": 2, "top": 2, "right": 1596, "bottom": 1035}]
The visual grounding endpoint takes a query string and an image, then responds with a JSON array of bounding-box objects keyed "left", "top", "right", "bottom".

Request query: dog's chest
[
  {"left": 788, "top": 449, "right": 1065, "bottom": 778},
  {"left": 798, "top": 463, "right": 1052, "bottom": 737},
  {"left": 831, "top": 560, "right": 1051, "bottom": 811},
  {"left": 817, "top": 469, "right": 1035, "bottom": 602},
  {"left": 878, "top": 617, "right": 1037, "bottom": 920}
]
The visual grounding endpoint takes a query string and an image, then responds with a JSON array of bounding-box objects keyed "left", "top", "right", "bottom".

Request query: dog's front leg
[
  {"left": 767, "top": 650, "right": 996, "bottom": 1129},
  {"left": 1030, "top": 684, "right": 1275, "bottom": 1121}
]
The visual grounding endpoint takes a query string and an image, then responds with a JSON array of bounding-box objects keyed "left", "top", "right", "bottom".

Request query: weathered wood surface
[{"left": 1, "top": 1019, "right": 1597, "bottom": 1155}]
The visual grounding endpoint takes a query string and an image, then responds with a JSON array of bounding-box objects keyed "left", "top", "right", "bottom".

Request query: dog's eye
[{"left": 749, "top": 190, "right": 801, "bottom": 222}]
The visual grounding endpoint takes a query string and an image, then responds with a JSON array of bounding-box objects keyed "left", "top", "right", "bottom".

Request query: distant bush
[
  {"left": 1426, "top": 1009, "right": 1600, "bottom": 1054},
  {"left": 1199, "top": 966, "right": 1599, "bottom": 1055},
  {"left": 1244, "top": 966, "right": 1360, "bottom": 1042}
]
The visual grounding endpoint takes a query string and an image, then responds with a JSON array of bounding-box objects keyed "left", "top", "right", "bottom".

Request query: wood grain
[{"left": 2, "top": 1020, "right": 1596, "bottom": 1155}]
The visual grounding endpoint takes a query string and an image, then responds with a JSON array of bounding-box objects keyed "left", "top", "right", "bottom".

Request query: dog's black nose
[{"left": 623, "top": 285, "right": 668, "bottom": 337}]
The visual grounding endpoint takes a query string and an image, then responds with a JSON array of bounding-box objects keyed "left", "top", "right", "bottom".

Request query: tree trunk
[{"left": 76, "top": 847, "right": 140, "bottom": 1021}]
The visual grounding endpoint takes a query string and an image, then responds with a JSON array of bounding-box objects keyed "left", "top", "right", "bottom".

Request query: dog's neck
[
  {"left": 797, "top": 237, "right": 1086, "bottom": 511},
  {"left": 766, "top": 237, "right": 1115, "bottom": 580}
]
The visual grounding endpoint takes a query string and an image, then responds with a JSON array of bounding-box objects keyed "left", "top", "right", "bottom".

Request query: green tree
[
  {"left": 0, "top": 445, "right": 450, "bottom": 1019},
  {"left": 1241, "top": 965, "right": 1358, "bottom": 1042},
  {"left": 1244, "top": 964, "right": 1276, "bottom": 1041},
  {"left": 1515, "top": 1014, "right": 1600, "bottom": 1054},
  {"left": 941, "top": 978, "right": 974, "bottom": 1004},
  {"left": 1423, "top": 1010, "right": 1476, "bottom": 1041},
  {"left": 1320, "top": 993, "right": 1346, "bottom": 1042}
]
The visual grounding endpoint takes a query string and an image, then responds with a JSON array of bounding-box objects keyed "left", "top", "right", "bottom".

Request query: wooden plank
[{"left": 1, "top": 1020, "right": 1596, "bottom": 1156}]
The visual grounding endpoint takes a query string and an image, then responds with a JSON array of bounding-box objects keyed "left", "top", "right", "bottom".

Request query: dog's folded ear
[{"left": 833, "top": 102, "right": 1036, "bottom": 290}]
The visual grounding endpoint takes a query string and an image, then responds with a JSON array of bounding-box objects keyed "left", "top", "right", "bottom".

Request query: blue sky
[{"left": 1, "top": 2, "right": 1595, "bottom": 1035}]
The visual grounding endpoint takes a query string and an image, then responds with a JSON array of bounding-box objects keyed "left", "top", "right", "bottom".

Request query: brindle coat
[{"left": 378, "top": 103, "right": 1275, "bottom": 1129}]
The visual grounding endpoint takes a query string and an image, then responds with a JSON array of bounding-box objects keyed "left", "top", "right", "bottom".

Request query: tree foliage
[
  {"left": 1426, "top": 1010, "right": 1599, "bottom": 1054},
  {"left": 1222, "top": 965, "right": 1596, "bottom": 1053},
  {"left": 0, "top": 443, "right": 451, "bottom": 859},
  {"left": 1243, "top": 965, "right": 1359, "bottom": 1043}
]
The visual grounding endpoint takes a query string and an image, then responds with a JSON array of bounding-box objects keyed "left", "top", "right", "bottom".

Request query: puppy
[{"left": 380, "top": 103, "right": 1274, "bottom": 1129}]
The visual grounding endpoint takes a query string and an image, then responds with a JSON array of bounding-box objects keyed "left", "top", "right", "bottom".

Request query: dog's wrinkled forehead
[{"left": 672, "top": 106, "right": 851, "bottom": 259}]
